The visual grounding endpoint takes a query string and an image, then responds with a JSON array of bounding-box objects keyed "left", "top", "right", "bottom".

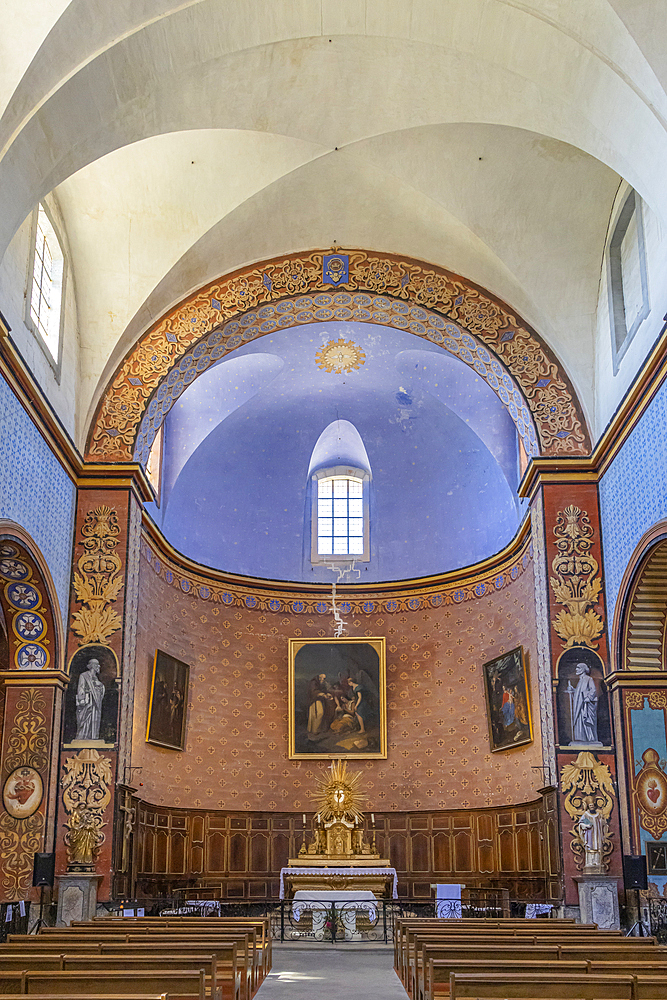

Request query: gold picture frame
[
  {"left": 145, "top": 649, "right": 190, "bottom": 751},
  {"left": 481, "top": 644, "right": 533, "bottom": 753},
  {"left": 288, "top": 637, "right": 387, "bottom": 759}
]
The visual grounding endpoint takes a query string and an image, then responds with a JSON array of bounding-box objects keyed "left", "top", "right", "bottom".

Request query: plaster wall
[{"left": 131, "top": 534, "right": 543, "bottom": 813}]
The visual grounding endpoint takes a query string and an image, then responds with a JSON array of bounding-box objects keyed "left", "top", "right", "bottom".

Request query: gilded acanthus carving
[
  {"left": 71, "top": 506, "right": 123, "bottom": 645},
  {"left": 86, "top": 251, "right": 589, "bottom": 462},
  {"left": 550, "top": 506, "right": 604, "bottom": 649},
  {"left": 561, "top": 751, "right": 614, "bottom": 873},
  {"left": 62, "top": 748, "right": 112, "bottom": 870}
]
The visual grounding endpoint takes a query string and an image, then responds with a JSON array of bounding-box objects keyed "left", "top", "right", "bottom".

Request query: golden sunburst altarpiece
[{"left": 312, "top": 759, "right": 365, "bottom": 824}]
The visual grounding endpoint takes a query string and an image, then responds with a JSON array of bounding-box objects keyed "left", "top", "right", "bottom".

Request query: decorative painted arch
[
  {"left": 86, "top": 250, "right": 590, "bottom": 463},
  {"left": 615, "top": 526, "right": 667, "bottom": 671},
  {"left": 0, "top": 522, "right": 63, "bottom": 673}
]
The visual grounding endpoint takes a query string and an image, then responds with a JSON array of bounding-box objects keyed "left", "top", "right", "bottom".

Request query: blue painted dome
[{"left": 146, "top": 321, "right": 525, "bottom": 582}]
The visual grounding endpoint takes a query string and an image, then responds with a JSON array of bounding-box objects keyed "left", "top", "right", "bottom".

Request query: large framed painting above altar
[{"left": 288, "top": 637, "right": 386, "bottom": 759}]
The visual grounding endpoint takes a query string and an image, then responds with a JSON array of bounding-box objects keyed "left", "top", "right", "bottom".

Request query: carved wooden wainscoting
[{"left": 117, "top": 790, "right": 560, "bottom": 902}]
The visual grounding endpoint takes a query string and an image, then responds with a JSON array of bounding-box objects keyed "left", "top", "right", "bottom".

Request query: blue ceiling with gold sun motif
[{"left": 145, "top": 321, "right": 524, "bottom": 582}]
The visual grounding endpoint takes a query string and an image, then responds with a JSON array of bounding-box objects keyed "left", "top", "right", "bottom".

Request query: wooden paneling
[{"left": 132, "top": 793, "right": 557, "bottom": 901}]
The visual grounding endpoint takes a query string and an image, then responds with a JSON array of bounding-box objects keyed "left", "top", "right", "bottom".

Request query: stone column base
[
  {"left": 56, "top": 873, "right": 102, "bottom": 926},
  {"left": 574, "top": 875, "right": 620, "bottom": 929}
]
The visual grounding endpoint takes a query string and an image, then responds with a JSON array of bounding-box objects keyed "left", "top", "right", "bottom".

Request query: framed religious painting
[
  {"left": 482, "top": 645, "right": 533, "bottom": 753},
  {"left": 145, "top": 650, "right": 190, "bottom": 751},
  {"left": 288, "top": 637, "right": 387, "bottom": 759}
]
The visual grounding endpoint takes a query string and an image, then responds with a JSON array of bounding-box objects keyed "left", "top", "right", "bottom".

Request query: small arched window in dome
[
  {"left": 308, "top": 420, "right": 371, "bottom": 564},
  {"left": 315, "top": 473, "right": 366, "bottom": 558}
]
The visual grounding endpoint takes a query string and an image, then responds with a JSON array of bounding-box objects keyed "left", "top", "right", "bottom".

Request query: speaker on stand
[
  {"left": 623, "top": 854, "right": 649, "bottom": 936},
  {"left": 32, "top": 852, "right": 55, "bottom": 932}
]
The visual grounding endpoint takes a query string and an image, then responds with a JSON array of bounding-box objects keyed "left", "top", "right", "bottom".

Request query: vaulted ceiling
[{"left": 2, "top": 1, "right": 667, "bottom": 449}]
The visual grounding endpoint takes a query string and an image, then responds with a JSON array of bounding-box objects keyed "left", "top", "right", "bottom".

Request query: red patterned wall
[{"left": 131, "top": 533, "right": 544, "bottom": 813}]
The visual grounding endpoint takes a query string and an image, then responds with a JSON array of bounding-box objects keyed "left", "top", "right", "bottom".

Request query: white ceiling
[{"left": 2, "top": 0, "right": 667, "bottom": 447}]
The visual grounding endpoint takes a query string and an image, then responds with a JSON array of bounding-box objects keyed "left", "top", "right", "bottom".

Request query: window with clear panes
[
  {"left": 316, "top": 476, "right": 365, "bottom": 556},
  {"left": 29, "top": 204, "right": 64, "bottom": 362}
]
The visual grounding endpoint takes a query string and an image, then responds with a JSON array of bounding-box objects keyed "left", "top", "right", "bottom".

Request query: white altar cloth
[
  {"left": 279, "top": 866, "right": 398, "bottom": 898},
  {"left": 291, "top": 889, "right": 379, "bottom": 939},
  {"left": 292, "top": 889, "right": 378, "bottom": 921}
]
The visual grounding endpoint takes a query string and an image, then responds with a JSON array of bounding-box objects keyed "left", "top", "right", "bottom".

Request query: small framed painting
[
  {"left": 288, "top": 637, "right": 387, "bottom": 759},
  {"left": 482, "top": 645, "right": 533, "bottom": 753},
  {"left": 145, "top": 650, "right": 190, "bottom": 751}
]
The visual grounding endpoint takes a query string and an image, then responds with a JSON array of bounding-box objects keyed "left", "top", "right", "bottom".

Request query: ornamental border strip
[
  {"left": 140, "top": 533, "right": 533, "bottom": 616},
  {"left": 132, "top": 291, "right": 538, "bottom": 466},
  {"left": 87, "top": 250, "right": 589, "bottom": 462}
]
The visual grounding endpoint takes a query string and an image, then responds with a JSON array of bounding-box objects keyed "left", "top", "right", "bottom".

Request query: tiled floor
[{"left": 256, "top": 944, "right": 409, "bottom": 998}]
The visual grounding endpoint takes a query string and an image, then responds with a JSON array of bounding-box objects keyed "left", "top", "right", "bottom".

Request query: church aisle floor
[{"left": 256, "top": 944, "right": 409, "bottom": 998}]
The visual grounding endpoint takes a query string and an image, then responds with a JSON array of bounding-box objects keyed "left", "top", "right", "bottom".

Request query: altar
[
  {"left": 290, "top": 889, "right": 378, "bottom": 941},
  {"left": 280, "top": 865, "right": 398, "bottom": 899},
  {"left": 283, "top": 760, "right": 397, "bottom": 901}
]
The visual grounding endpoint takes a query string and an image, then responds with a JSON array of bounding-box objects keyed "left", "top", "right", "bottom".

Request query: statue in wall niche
[
  {"left": 567, "top": 662, "right": 602, "bottom": 746},
  {"left": 75, "top": 658, "right": 105, "bottom": 741}
]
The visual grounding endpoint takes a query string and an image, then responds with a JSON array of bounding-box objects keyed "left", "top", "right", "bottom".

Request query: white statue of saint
[
  {"left": 568, "top": 663, "right": 602, "bottom": 746},
  {"left": 577, "top": 797, "right": 605, "bottom": 873},
  {"left": 75, "top": 658, "right": 105, "bottom": 741}
]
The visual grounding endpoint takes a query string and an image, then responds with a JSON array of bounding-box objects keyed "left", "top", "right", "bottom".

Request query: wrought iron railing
[{"left": 107, "top": 895, "right": 556, "bottom": 942}]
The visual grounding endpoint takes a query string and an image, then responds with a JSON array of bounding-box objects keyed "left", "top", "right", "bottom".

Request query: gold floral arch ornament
[
  {"left": 561, "top": 751, "right": 615, "bottom": 872},
  {"left": 85, "top": 251, "right": 590, "bottom": 464},
  {"left": 550, "top": 506, "right": 605, "bottom": 649}
]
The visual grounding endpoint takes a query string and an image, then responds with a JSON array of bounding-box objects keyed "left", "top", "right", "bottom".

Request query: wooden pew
[
  {"left": 422, "top": 944, "right": 666, "bottom": 1000},
  {"left": 25, "top": 934, "right": 251, "bottom": 1000},
  {"left": 449, "top": 971, "right": 636, "bottom": 1000},
  {"left": 0, "top": 969, "right": 206, "bottom": 999},
  {"left": 396, "top": 921, "right": 621, "bottom": 984},
  {"left": 71, "top": 919, "right": 271, "bottom": 985},
  {"left": 418, "top": 958, "right": 588, "bottom": 1000},
  {"left": 403, "top": 929, "right": 629, "bottom": 994},
  {"left": 4, "top": 937, "right": 246, "bottom": 1000},
  {"left": 46, "top": 922, "right": 261, "bottom": 993}
]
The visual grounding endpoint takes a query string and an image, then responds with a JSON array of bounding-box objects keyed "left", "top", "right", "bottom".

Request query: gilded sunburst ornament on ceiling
[{"left": 315, "top": 338, "right": 366, "bottom": 374}]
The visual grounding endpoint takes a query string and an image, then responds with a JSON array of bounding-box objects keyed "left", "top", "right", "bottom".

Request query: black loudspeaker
[
  {"left": 32, "top": 852, "right": 55, "bottom": 888},
  {"left": 623, "top": 854, "right": 648, "bottom": 891}
]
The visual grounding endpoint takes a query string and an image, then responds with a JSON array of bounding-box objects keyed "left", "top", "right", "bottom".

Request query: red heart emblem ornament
[{"left": 647, "top": 787, "right": 660, "bottom": 803}]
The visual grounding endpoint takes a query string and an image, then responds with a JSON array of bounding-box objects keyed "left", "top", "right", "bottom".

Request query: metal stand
[
  {"left": 626, "top": 888, "right": 650, "bottom": 937},
  {"left": 31, "top": 886, "right": 46, "bottom": 934}
]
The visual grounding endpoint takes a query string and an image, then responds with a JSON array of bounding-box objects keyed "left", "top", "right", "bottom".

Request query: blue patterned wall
[
  {"left": 599, "top": 378, "right": 667, "bottom": 624},
  {"left": 0, "top": 372, "right": 75, "bottom": 624}
]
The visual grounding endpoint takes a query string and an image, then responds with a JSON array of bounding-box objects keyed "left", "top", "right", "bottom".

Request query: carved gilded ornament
[
  {"left": 86, "top": 251, "right": 589, "bottom": 462},
  {"left": 626, "top": 691, "right": 645, "bottom": 711},
  {"left": 312, "top": 759, "right": 366, "bottom": 824},
  {"left": 560, "top": 751, "right": 615, "bottom": 872},
  {"left": 634, "top": 748, "right": 667, "bottom": 840},
  {"left": 71, "top": 506, "right": 123, "bottom": 645},
  {"left": 315, "top": 339, "right": 366, "bottom": 374},
  {"left": 62, "top": 748, "right": 112, "bottom": 870},
  {"left": 0, "top": 689, "right": 48, "bottom": 899},
  {"left": 550, "top": 506, "right": 604, "bottom": 649}
]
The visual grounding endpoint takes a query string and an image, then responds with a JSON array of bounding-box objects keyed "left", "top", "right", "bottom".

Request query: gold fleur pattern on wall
[
  {"left": 315, "top": 338, "right": 366, "bottom": 374},
  {"left": 131, "top": 542, "right": 543, "bottom": 814}
]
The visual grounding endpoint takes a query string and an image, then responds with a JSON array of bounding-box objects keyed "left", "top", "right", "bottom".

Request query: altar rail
[
  {"left": 117, "top": 789, "right": 561, "bottom": 902},
  {"left": 106, "top": 896, "right": 559, "bottom": 943}
]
